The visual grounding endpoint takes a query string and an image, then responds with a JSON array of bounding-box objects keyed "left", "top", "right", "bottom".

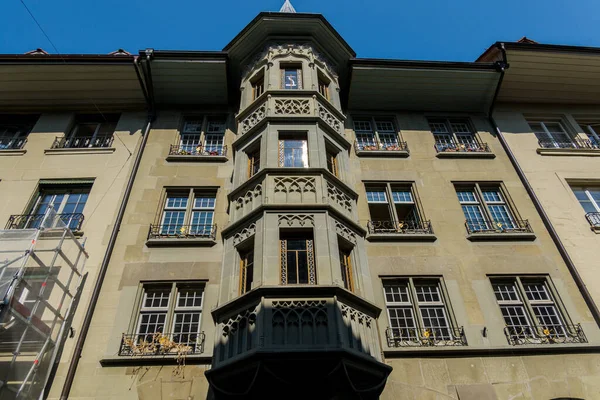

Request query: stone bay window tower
[{"left": 205, "top": 8, "right": 391, "bottom": 400}]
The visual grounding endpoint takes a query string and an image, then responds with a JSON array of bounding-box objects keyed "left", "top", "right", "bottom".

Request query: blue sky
[{"left": 2, "top": 0, "right": 599, "bottom": 61}]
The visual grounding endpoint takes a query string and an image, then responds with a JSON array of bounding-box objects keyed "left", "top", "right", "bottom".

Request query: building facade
[{"left": 1, "top": 6, "right": 600, "bottom": 400}]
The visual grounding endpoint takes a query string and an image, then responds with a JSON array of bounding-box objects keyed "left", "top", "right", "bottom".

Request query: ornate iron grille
[
  {"left": 367, "top": 220, "right": 433, "bottom": 235},
  {"left": 169, "top": 144, "right": 227, "bottom": 157},
  {"left": 118, "top": 332, "right": 206, "bottom": 356},
  {"left": 5, "top": 213, "right": 84, "bottom": 231},
  {"left": 434, "top": 138, "right": 491, "bottom": 153},
  {"left": 354, "top": 139, "right": 408, "bottom": 152},
  {"left": 386, "top": 327, "right": 467, "bottom": 347},
  {"left": 464, "top": 219, "right": 532, "bottom": 234},
  {"left": 148, "top": 224, "right": 217, "bottom": 240},
  {"left": 503, "top": 324, "right": 586, "bottom": 345},
  {"left": 538, "top": 137, "right": 600, "bottom": 149},
  {"left": 51, "top": 135, "right": 114, "bottom": 149}
]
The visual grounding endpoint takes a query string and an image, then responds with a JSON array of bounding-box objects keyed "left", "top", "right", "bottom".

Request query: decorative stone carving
[
  {"left": 274, "top": 98, "right": 311, "bottom": 115},
  {"left": 222, "top": 305, "right": 259, "bottom": 337},
  {"left": 274, "top": 176, "right": 315, "bottom": 194},
  {"left": 327, "top": 182, "right": 353, "bottom": 213},
  {"left": 235, "top": 184, "right": 262, "bottom": 210},
  {"left": 218, "top": 304, "right": 260, "bottom": 362},
  {"left": 241, "top": 103, "right": 266, "bottom": 134},
  {"left": 271, "top": 300, "right": 328, "bottom": 346},
  {"left": 278, "top": 214, "right": 314, "bottom": 227},
  {"left": 233, "top": 223, "right": 256, "bottom": 246},
  {"left": 340, "top": 303, "right": 372, "bottom": 328},
  {"left": 335, "top": 220, "right": 357, "bottom": 244},
  {"left": 317, "top": 103, "right": 343, "bottom": 135}
]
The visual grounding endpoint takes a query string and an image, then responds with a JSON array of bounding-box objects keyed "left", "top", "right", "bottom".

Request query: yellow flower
[
  {"left": 423, "top": 329, "right": 430, "bottom": 338},
  {"left": 543, "top": 328, "right": 551, "bottom": 336}
]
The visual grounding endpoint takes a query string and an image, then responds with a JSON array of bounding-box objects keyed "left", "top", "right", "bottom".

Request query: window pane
[
  {"left": 166, "top": 196, "right": 188, "bottom": 209},
  {"left": 173, "top": 312, "right": 201, "bottom": 345},
  {"left": 282, "top": 140, "right": 307, "bottom": 167},
  {"left": 450, "top": 121, "right": 472, "bottom": 134},
  {"left": 366, "top": 190, "right": 387, "bottom": 203},
  {"left": 138, "top": 313, "right": 166, "bottom": 339},
  {"left": 456, "top": 191, "right": 477, "bottom": 203},
  {"left": 387, "top": 307, "right": 417, "bottom": 339},
  {"left": 428, "top": 121, "right": 449, "bottom": 134},
  {"left": 500, "top": 305, "right": 531, "bottom": 330},
  {"left": 488, "top": 205, "right": 515, "bottom": 228},
  {"left": 462, "top": 205, "right": 487, "bottom": 230},
  {"left": 194, "top": 196, "right": 215, "bottom": 209},
  {"left": 532, "top": 305, "right": 565, "bottom": 336},
  {"left": 375, "top": 121, "right": 395, "bottom": 132},
  {"left": 144, "top": 289, "right": 170, "bottom": 308},
  {"left": 177, "top": 288, "right": 203, "bottom": 308},
  {"left": 283, "top": 69, "right": 299, "bottom": 89},
  {"left": 354, "top": 120, "right": 372, "bottom": 132},
  {"left": 420, "top": 307, "right": 451, "bottom": 339},
  {"left": 522, "top": 281, "right": 551, "bottom": 301},
  {"left": 415, "top": 284, "right": 442, "bottom": 303},
  {"left": 482, "top": 190, "right": 502, "bottom": 203},
  {"left": 493, "top": 282, "right": 520, "bottom": 302},
  {"left": 183, "top": 120, "right": 203, "bottom": 134},
  {"left": 190, "top": 211, "right": 214, "bottom": 234},
  {"left": 384, "top": 282, "right": 410, "bottom": 304},
  {"left": 391, "top": 190, "right": 413, "bottom": 203},
  {"left": 162, "top": 211, "right": 186, "bottom": 234}
]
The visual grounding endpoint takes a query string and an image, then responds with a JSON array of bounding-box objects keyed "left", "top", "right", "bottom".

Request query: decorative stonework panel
[
  {"left": 271, "top": 300, "right": 329, "bottom": 346},
  {"left": 234, "top": 184, "right": 262, "bottom": 219},
  {"left": 233, "top": 223, "right": 256, "bottom": 246},
  {"left": 217, "top": 304, "right": 260, "bottom": 362},
  {"left": 241, "top": 103, "right": 266, "bottom": 134},
  {"left": 274, "top": 99, "right": 311, "bottom": 115},
  {"left": 278, "top": 214, "right": 315, "bottom": 228},
  {"left": 327, "top": 182, "right": 353, "bottom": 213},
  {"left": 318, "top": 103, "right": 343, "bottom": 135},
  {"left": 335, "top": 220, "right": 357, "bottom": 244},
  {"left": 273, "top": 176, "right": 316, "bottom": 203},
  {"left": 339, "top": 303, "right": 378, "bottom": 357}
]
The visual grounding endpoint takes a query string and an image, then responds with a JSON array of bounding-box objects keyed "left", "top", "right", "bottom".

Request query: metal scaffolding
[{"left": 0, "top": 207, "right": 88, "bottom": 400}]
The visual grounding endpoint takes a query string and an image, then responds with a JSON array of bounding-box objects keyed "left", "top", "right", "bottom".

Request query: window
[
  {"left": 318, "top": 74, "right": 330, "bottom": 100},
  {"left": 0, "top": 115, "right": 37, "bottom": 150},
  {"left": 428, "top": 118, "right": 486, "bottom": 152},
  {"left": 279, "top": 133, "right": 308, "bottom": 167},
  {"left": 251, "top": 71, "right": 265, "bottom": 100},
  {"left": 455, "top": 184, "right": 528, "bottom": 234},
  {"left": 61, "top": 114, "right": 119, "bottom": 148},
  {"left": 383, "top": 278, "right": 464, "bottom": 346},
  {"left": 571, "top": 186, "right": 600, "bottom": 227},
  {"left": 135, "top": 283, "right": 204, "bottom": 352},
  {"left": 528, "top": 121, "right": 575, "bottom": 148},
  {"left": 354, "top": 118, "right": 403, "bottom": 151},
  {"left": 153, "top": 189, "right": 216, "bottom": 238},
  {"left": 365, "top": 183, "right": 430, "bottom": 234},
  {"left": 280, "top": 232, "right": 316, "bottom": 285},
  {"left": 577, "top": 121, "right": 600, "bottom": 148},
  {"left": 339, "top": 246, "right": 354, "bottom": 292},
  {"left": 491, "top": 277, "right": 582, "bottom": 345},
  {"left": 281, "top": 66, "right": 302, "bottom": 90},
  {"left": 172, "top": 116, "right": 227, "bottom": 157},
  {"left": 326, "top": 144, "right": 339, "bottom": 177},
  {"left": 25, "top": 184, "right": 90, "bottom": 230},
  {"left": 239, "top": 247, "right": 254, "bottom": 295},
  {"left": 247, "top": 146, "right": 261, "bottom": 179}
]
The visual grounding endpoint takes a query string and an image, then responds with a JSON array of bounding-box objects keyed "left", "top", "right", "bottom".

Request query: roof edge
[
  {"left": 476, "top": 41, "right": 600, "bottom": 63},
  {"left": 0, "top": 54, "right": 135, "bottom": 65},
  {"left": 141, "top": 50, "right": 228, "bottom": 61},
  {"left": 351, "top": 57, "right": 500, "bottom": 71}
]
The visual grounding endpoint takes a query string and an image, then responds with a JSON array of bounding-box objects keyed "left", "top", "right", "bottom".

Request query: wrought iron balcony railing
[
  {"left": 148, "top": 224, "right": 217, "bottom": 240},
  {"left": 434, "top": 139, "right": 491, "bottom": 153},
  {"left": 5, "top": 213, "right": 84, "bottom": 231},
  {"left": 169, "top": 144, "right": 227, "bottom": 157},
  {"left": 367, "top": 220, "right": 433, "bottom": 235},
  {"left": 118, "top": 332, "right": 206, "bottom": 356},
  {"left": 465, "top": 219, "right": 532, "bottom": 235},
  {"left": 538, "top": 137, "right": 600, "bottom": 150},
  {"left": 51, "top": 135, "right": 114, "bottom": 149},
  {"left": 0, "top": 137, "right": 26, "bottom": 150},
  {"left": 386, "top": 327, "right": 467, "bottom": 347},
  {"left": 354, "top": 139, "right": 408, "bottom": 153},
  {"left": 504, "top": 324, "right": 587, "bottom": 346},
  {"left": 585, "top": 212, "right": 600, "bottom": 228}
]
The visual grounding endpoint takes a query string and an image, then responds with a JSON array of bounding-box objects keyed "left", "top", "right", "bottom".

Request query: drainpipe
[
  {"left": 59, "top": 52, "right": 156, "bottom": 400},
  {"left": 487, "top": 43, "right": 600, "bottom": 327}
]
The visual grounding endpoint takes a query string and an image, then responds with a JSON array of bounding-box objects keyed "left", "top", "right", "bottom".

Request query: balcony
[
  {"left": 366, "top": 220, "right": 436, "bottom": 242},
  {"left": 434, "top": 139, "right": 494, "bottom": 158},
  {"left": 5, "top": 213, "right": 84, "bottom": 232},
  {"left": 146, "top": 224, "right": 217, "bottom": 247},
  {"left": 385, "top": 327, "right": 467, "bottom": 348},
  {"left": 118, "top": 332, "right": 206, "bottom": 357},
  {"left": 237, "top": 92, "right": 346, "bottom": 139},
  {"left": 504, "top": 324, "right": 587, "bottom": 346},
  {"left": 537, "top": 137, "right": 600, "bottom": 156},
  {"left": 354, "top": 139, "right": 409, "bottom": 157},
  {"left": 206, "top": 286, "right": 391, "bottom": 400},
  {"left": 166, "top": 144, "right": 228, "bottom": 162},
  {"left": 465, "top": 219, "right": 536, "bottom": 241},
  {"left": 585, "top": 212, "right": 600, "bottom": 232},
  {"left": 0, "top": 137, "right": 26, "bottom": 152},
  {"left": 51, "top": 135, "right": 114, "bottom": 149}
]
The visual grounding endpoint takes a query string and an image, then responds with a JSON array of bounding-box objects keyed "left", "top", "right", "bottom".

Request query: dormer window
[{"left": 281, "top": 65, "right": 302, "bottom": 90}]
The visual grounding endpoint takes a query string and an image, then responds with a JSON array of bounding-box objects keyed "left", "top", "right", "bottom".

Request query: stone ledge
[
  {"left": 384, "top": 343, "right": 600, "bottom": 358},
  {"left": 536, "top": 148, "right": 600, "bottom": 157},
  {"left": 0, "top": 149, "right": 27, "bottom": 156},
  {"left": 366, "top": 233, "right": 437, "bottom": 242},
  {"left": 145, "top": 238, "right": 217, "bottom": 247},
  {"left": 436, "top": 151, "right": 495, "bottom": 159},
  {"left": 355, "top": 150, "right": 410, "bottom": 158},
  {"left": 44, "top": 147, "right": 116, "bottom": 155},
  {"left": 591, "top": 226, "right": 600, "bottom": 234},
  {"left": 166, "top": 155, "right": 228, "bottom": 162},
  {"left": 467, "top": 232, "right": 536, "bottom": 241},
  {"left": 100, "top": 354, "right": 212, "bottom": 367}
]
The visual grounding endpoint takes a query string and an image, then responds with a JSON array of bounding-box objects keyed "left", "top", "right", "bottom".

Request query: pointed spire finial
[{"left": 279, "top": 0, "right": 296, "bottom": 13}]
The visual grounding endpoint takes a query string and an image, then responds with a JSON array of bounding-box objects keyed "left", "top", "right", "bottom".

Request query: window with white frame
[
  {"left": 353, "top": 118, "right": 401, "bottom": 150},
  {"left": 65, "top": 114, "right": 119, "bottom": 148},
  {"left": 176, "top": 116, "right": 226, "bottom": 156},
  {"left": 383, "top": 278, "right": 456, "bottom": 343},
  {"left": 136, "top": 283, "right": 204, "bottom": 352},
  {"left": 365, "top": 183, "right": 426, "bottom": 233},
  {"left": 157, "top": 189, "right": 216, "bottom": 237},
  {"left": 576, "top": 120, "right": 600, "bottom": 148},
  {"left": 571, "top": 187, "right": 600, "bottom": 214},
  {"left": 204, "top": 119, "right": 226, "bottom": 155},
  {"left": 492, "top": 277, "right": 569, "bottom": 342},
  {"left": 456, "top": 184, "right": 519, "bottom": 233},
  {"left": 0, "top": 115, "right": 37, "bottom": 150},
  {"left": 179, "top": 118, "right": 203, "bottom": 153},
  {"left": 528, "top": 120, "right": 575, "bottom": 148},
  {"left": 25, "top": 183, "right": 91, "bottom": 230},
  {"left": 428, "top": 118, "right": 480, "bottom": 151}
]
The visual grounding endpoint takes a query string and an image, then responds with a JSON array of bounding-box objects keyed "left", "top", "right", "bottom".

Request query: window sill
[
  {"left": 145, "top": 237, "right": 217, "bottom": 247},
  {"left": 366, "top": 233, "right": 437, "bottom": 242},
  {"left": 0, "top": 149, "right": 27, "bottom": 156},
  {"left": 590, "top": 226, "right": 600, "bottom": 234},
  {"left": 100, "top": 354, "right": 211, "bottom": 366},
  {"left": 467, "top": 232, "right": 536, "bottom": 241},
  {"left": 355, "top": 150, "right": 409, "bottom": 158},
  {"left": 44, "top": 147, "right": 116, "bottom": 155},
  {"left": 536, "top": 148, "right": 600, "bottom": 157},
  {"left": 165, "top": 154, "right": 228, "bottom": 162},
  {"left": 436, "top": 151, "right": 495, "bottom": 159}
]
